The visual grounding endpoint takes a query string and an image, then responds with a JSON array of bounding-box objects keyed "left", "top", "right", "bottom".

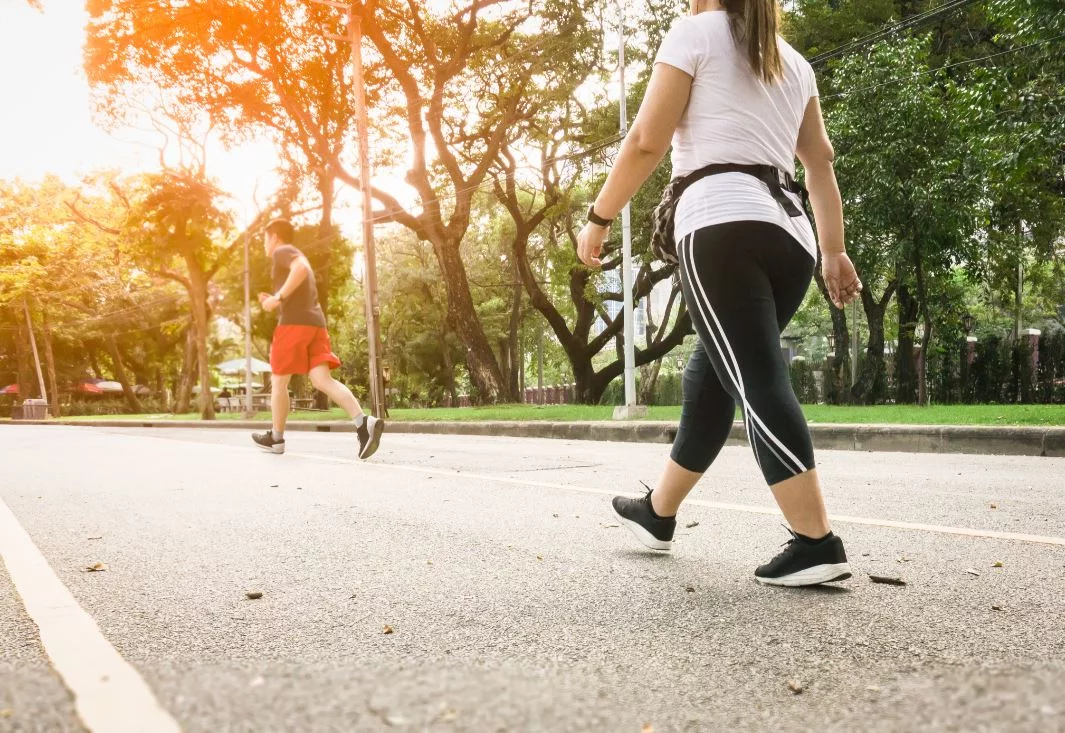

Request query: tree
[{"left": 85, "top": 0, "right": 606, "bottom": 403}]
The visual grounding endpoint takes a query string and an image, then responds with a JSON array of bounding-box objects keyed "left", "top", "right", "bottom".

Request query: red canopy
[{"left": 0, "top": 384, "right": 17, "bottom": 395}]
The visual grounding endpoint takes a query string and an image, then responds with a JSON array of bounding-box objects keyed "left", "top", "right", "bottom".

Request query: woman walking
[{"left": 577, "top": 0, "right": 862, "bottom": 586}]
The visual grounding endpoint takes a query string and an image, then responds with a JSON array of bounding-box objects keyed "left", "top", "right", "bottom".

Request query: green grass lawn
[{"left": 47, "top": 402, "right": 1064, "bottom": 426}]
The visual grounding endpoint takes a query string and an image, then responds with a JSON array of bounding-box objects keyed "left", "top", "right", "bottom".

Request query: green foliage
[{"left": 789, "top": 359, "right": 821, "bottom": 404}]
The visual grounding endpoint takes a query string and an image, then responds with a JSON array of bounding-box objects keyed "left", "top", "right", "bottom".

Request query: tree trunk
[
  {"left": 106, "top": 335, "right": 143, "bottom": 413},
  {"left": 1013, "top": 222, "right": 1023, "bottom": 342},
  {"left": 917, "top": 317, "right": 932, "bottom": 407},
  {"left": 187, "top": 266, "right": 215, "bottom": 420},
  {"left": 913, "top": 243, "right": 933, "bottom": 407},
  {"left": 896, "top": 279, "right": 919, "bottom": 404},
  {"left": 506, "top": 271, "right": 522, "bottom": 401},
  {"left": 439, "top": 317, "right": 458, "bottom": 405},
  {"left": 435, "top": 240, "right": 507, "bottom": 403},
  {"left": 850, "top": 282, "right": 895, "bottom": 405},
  {"left": 175, "top": 324, "right": 196, "bottom": 413},
  {"left": 88, "top": 344, "right": 104, "bottom": 379},
  {"left": 42, "top": 310, "right": 60, "bottom": 417},
  {"left": 15, "top": 308, "right": 33, "bottom": 402},
  {"left": 814, "top": 266, "right": 852, "bottom": 404},
  {"left": 637, "top": 358, "right": 663, "bottom": 405},
  {"left": 314, "top": 172, "right": 335, "bottom": 411}
]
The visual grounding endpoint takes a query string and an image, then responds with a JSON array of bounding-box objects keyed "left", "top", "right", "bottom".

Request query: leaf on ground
[
  {"left": 868, "top": 574, "right": 906, "bottom": 586},
  {"left": 269, "top": 484, "right": 279, "bottom": 488},
  {"left": 383, "top": 625, "right": 394, "bottom": 634},
  {"left": 991, "top": 604, "right": 1003, "bottom": 611},
  {"left": 991, "top": 560, "right": 1004, "bottom": 568},
  {"left": 0, "top": 709, "right": 11, "bottom": 718},
  {"left": 787, "top": 679, "right": 803, "bottom": 694},
  {"left": 600, "top": 523, "right": 620, "bottom": 528},
  {"left": 427, "top": 560, "right": 433, "bottom": 565},
  {"left": 685, "top": 586, "right": 695, "bottom": 593},
  {"left": 965, "top": 568, "right": 981, "bottom": 576},
  {"left": 990, "top": 503, "right": 998, "bottom": 509},
  {"left": 85, "top": 562, "right": 107, "bottom": 572},
  {"left": 552, "top": 513, "right": 559, "bottom": 518},
  {"left": 245, "top": 591, "right": 263, "bottom": 600},
  {"left": 897, "top": 555, "right": 912, "bottom": 563},
  {"left": 685, "top": 521, "right": 699, "bottom": 529},
  {"left": 440, "top": 708, "right": 458, "bottom": 722},
  {"left": 536, "top": 554, "right": 543, "bottom": 561},
  {"left": 87, "top": 536, "right": 103, "bottom": 541}
]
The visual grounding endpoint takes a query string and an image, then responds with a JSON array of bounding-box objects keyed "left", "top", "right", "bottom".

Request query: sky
[{"left": 0, "top": 2, "right": 336, "bottom": 230}]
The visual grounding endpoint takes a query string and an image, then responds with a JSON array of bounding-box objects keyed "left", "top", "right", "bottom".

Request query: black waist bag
[{"left": 650, "top": 163, "right": 810, "bottom": 266}]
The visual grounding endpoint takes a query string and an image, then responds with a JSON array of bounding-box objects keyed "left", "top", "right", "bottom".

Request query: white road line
[
  {"left": 0, "top": 497, "right": 182, "bottom": 733},
  {"left": 287, "top": 449, "right": 1065, "bottom": 547}
]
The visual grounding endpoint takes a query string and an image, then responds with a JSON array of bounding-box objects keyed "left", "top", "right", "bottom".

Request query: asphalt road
[{"left": 1, "top": 424, "right": 1063, "bottom": 733}]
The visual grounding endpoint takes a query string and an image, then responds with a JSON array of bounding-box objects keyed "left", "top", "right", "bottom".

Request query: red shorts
[{"left": 269, "top": 325, "right": 341, "bottom": 376}]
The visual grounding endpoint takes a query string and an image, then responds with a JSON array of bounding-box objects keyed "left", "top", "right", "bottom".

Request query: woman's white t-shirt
[{"left": 654, "top": 11, "right": 820, "bottom": 259}]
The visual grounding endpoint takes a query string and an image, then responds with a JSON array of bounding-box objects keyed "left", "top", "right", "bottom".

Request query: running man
[
  {"left": 577, "top": 0, "right": 861, "bottom": 585},
  {"left": 252, "top": 218, "right": 383, "bottom": 459}
]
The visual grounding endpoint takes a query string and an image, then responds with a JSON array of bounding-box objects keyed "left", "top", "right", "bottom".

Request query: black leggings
[{"left": 671, "top": 221, "right": 816, "bottom": 486}]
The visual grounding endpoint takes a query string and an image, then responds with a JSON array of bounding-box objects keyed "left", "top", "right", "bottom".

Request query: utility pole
[
  {"left": 618, "top": 0, "right": 635, "bottom": 410},
  {"left": 315, "top": 0, "right": 386, "bottom": 418},
  {"left": 537, "top": 325, "right": 544, "bottom": 405},
  {"left": 349, "top": 2, "right": 386, "bottom": 418},
  {"left": 609, "top": 0, "right": 645, "bottom": 419},
  {"left": 243, "top": 231, "right": 254, "bottom": 417},
  {"left": 23, "top": 299, "right": 47, "bottom": 405},
  {"left": 851, "top": 298, "right": 859, "bottom": 387}
]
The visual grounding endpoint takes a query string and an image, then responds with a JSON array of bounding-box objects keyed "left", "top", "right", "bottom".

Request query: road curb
[{"left": 4, "top": 418, "right": 1064, "bottom": 457}]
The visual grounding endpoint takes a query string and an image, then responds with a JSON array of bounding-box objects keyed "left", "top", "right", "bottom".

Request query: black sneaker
[
  {"left": 611, "top": 486, "right": 676, "bottom": 551},
  {"left": 252, "top": 431, "right": 285, "bottom": 454},
  {"left": 755, "top": 528, "right": 851, "bottom": 586},
  {"left": 357, "top": 415, "right": 383, "bottom": 460}
]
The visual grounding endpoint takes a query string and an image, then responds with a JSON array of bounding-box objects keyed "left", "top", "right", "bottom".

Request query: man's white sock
[
  {"left": 354, "top": 413, "right": 366, "bottom": 428},
  {"left": 272, "top": 429, "right": 284, "bottom": 441}
]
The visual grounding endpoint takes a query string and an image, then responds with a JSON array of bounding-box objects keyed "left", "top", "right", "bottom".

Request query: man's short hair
[{"left": 265, "top": 218, "right": 295, "bottom": 244}]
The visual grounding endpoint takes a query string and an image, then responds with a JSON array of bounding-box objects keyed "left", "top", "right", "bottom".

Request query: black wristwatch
[{"left": 587, "top": 205, "right": 613, "bottom": 227}]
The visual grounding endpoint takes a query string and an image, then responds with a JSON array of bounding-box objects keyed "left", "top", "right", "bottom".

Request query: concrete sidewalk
[{"left": 5, "top": 418, "right": 1064, "bottom": 457}]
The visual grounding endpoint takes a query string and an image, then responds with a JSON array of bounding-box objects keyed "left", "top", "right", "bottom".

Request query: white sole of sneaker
[
  {"left": 613, "top": 506, "right": 672, "bottom": 551},
  {"left": 256, "top": 444, "right": 284, "bottom": 455},
  {"left": 755, "top": 562, "right": 852, "bottom": 587}
]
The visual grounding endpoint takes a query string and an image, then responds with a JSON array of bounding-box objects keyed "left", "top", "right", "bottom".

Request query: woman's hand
[
  {"left": 577, "top": 222, "right": 610, "bottom": 268},
  {"left": 821, "top": 252, "right": 862, "bottom": 309}
]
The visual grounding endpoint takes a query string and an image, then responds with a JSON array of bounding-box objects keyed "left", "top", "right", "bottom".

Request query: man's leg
[
  {"left": 308, "top": 364, "right": 363, "bottom": 419},
  {"left": 271, "top": 374, "right": 291, "bottom": 438},
  {"left": 309, "top": 362, "right": 383, "bottom": 460}
]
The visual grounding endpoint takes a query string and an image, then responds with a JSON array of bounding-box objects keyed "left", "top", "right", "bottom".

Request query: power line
[
  {"left": 821, "top": 32, "right": 1065, "bottom": 100},
  {"left": 809, "top": 0, "right": 986, "bottom": 67}
]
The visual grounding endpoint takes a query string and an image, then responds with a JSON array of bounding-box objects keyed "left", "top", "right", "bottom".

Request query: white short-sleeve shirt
[{"left": 654, "top": 11, "right": 820, "bottom": 258}]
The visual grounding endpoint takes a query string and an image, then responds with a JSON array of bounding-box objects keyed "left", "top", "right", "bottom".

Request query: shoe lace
[{"left": 767, "top": 526, "right": 800, "bottom": 562}]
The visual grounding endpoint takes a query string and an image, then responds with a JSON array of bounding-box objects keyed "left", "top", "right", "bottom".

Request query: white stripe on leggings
[
  {"left": 679, "top": 235, "right": 761, "bottom": 473},
  {"left": 680, "top": 234, "right": 807, "bottom": 477}
]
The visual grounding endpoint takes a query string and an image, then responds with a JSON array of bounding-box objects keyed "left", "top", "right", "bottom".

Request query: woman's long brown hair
[{"left": 722, "top": 0, "right": 783, "bottom": 83}]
